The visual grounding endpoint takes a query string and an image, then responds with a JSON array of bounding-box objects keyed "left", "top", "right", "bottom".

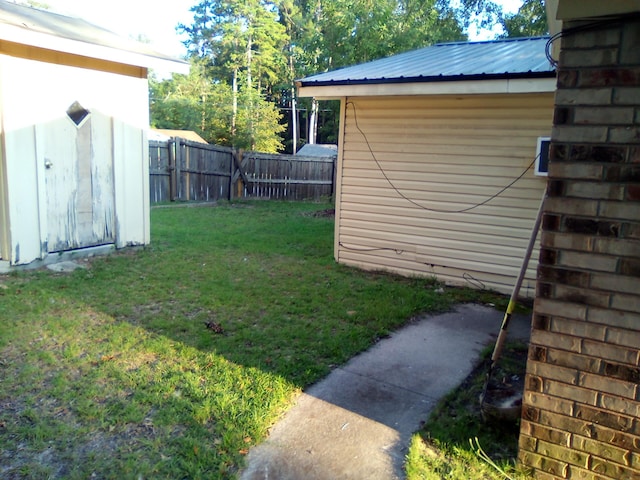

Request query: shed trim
[
  {"left": 298, "top": 77, "right": 557, "bottom": 98},
  {"left": 0, "top": 22, "right": 188, "bottom": 74}
]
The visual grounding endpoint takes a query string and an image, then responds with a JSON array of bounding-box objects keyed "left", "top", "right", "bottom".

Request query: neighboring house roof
[
  {"left": 297, "top": 144, "right": 337, "bottom": 157},
  {"left": 150, "top": 129, "right": 209, "bottom": 144},
  {"left": 297, "top": 36, "right": 556, "bottom": 97},
  {"left": 0, "top": 0, "right": 188, "bottom": 74}
]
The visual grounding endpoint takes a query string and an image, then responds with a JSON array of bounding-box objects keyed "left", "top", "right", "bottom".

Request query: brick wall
[{"left": 519, "top": 17, "right": 640, "bottom": 480}]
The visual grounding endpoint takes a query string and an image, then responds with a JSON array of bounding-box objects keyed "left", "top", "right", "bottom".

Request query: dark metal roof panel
[{"left": 299, "top": 36, "right": 554, "bottom": 86}]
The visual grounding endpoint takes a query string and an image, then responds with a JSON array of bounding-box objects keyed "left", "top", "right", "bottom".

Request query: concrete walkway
[{"left": 239, "top": 304, "right": 531, "bottom": 480}]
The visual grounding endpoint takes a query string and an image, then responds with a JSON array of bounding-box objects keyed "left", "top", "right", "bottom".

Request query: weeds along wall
[{"left": 519, "top": 16, "right": 640, "bottom": 480}]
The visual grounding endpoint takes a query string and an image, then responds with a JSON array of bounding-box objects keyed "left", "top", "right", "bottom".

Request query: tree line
[{"left": 149, "top": 0, "right": 547, "bottom": 153}]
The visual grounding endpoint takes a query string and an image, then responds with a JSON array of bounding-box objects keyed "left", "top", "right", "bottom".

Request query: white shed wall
[
  {"left": 0, "top": 53, "right": 150, "bottom": 265},
  {"left": 335, "top": 94, "right": 554, "bottom": 296}
]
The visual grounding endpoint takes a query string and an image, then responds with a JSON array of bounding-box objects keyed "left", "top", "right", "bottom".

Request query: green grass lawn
[{"left": 0, "top": 200, "right": 524, "bottom": 479}]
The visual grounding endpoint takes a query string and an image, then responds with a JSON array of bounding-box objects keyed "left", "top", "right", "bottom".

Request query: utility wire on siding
[{"left": 347, "top": 101, "right": 538, "bottom": 214}]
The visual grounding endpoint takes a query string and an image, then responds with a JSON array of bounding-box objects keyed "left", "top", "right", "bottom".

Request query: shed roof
[
  {"left": 0, "top": 0, "right": 188, "bottom": 74},
  {"left": 297, "top": 144, "right": 338, "bottom": 157},
  {"left": 297, "top": 36, "right": 554, "bottom": 88}
]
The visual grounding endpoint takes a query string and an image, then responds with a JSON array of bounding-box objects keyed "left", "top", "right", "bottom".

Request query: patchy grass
[
  {"left": 405, "top": 342, "right": 532, "bottom": 480},
  {"left": 0, "top": 200, "right": 476, "bottom": 479}
]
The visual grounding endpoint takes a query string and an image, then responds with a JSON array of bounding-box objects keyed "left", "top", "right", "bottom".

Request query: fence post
[{"left": 168, "top": 139, "right": 177, "bottom": 201}]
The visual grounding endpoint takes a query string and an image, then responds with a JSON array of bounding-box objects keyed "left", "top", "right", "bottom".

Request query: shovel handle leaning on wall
[{"left": 480, "top": 190, "right": 546, "bottom": 405}]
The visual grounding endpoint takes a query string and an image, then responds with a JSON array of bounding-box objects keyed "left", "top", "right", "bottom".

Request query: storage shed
[
  {"left": 0, "top": 1, "right": 188, "bottom": 270},
  {"left": 297, "top": 37, "right": 556, "bottom": 296}
]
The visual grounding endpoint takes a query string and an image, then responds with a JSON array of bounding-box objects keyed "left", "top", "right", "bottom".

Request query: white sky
[
  {"left": 40, "top": 0, "right": 525, "bottom": 59},
  {"left": 41, "top": 0, "right": 195, "bottom": 57}
]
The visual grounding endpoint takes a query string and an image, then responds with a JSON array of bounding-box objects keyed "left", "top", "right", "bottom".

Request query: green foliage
[
  {"left": 150, "top": 61, "right": 234, "bottom": 145},
  {"left": 500, "top": 0, "right": 548, "bottom": 38}
]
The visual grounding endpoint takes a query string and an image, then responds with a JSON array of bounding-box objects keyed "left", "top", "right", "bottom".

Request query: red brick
[
  {"left": 614, "top": 87, "right": 640, "bottom": 105},
  {"left": 544, "top": 380, "right": 597, "bottom": 407},
  {"left": 590, "top": 457, "right": 640, "bottom": 479},
  {"left": 609, "top": 127, "right": 640, "bottom": 144},
  {"left": 535, "top": 298, "right": 587, "bottom": 321},
  {"left": 548, "top": 162, "right": 603, "bottom": 180},
  {"left": 528, "top": 359, "right": 579, "bottom": 385},
  {"left": 556, "top": 88, "right": 613, "bottom": 106},
  {"left": 562, "top": 48, "right": 619, "bottom": 68},
  {"left": 531, "top": 330, "right": 582, "bottom": 353},
  {"left": 559, "top": 250, "right": 618, "bottom": 272},
  {"left": 582, "top": 339, "right": 639, "bottom": 365},
  {"left": 569, "top": 145, "right": 627, "bottom": 163},
  {"left": 565, "top": 26, "right": 621, "bottom": 48},
  {"left": 619, "top": 258, "right": 640, "bottom": 277},
  {"left": 588, "top": 307, "right": 640, "bottom": 330},
  {"left": 546, "top": 348, "right": 602, "bottom": 374},
  {"left": 521, "top": 420, "right": 572, "bottom": 447},
  {"left": 542, "top": 232, "right": 594, "bottom": 252},
  {"left": 545, "top": 197, "right": 600, "bottom": 216},
  {"left": 599, "top": 394, "right": 640, "bottom": 417},
  {"left": 574, "top": 107, "right": 635, "bottom": 125},
  {"left": 572, "top": 434, "right": 632, "bottom": 466},
  {"left": 623, "top": 223, "right": 640, "bottom": 240},
  {"left": 554, "top": 125, "right": 609, "bottom": 143},
  {"left": 611, "top": 293, "right": 640, "bottom": 314},
  {"left": 550, "top": 317, "right": 606, "bottom": 341},
  {"left": 578, "top": 68, "right": 640, "bottom": 87},
  {"left": 599, "top": 201, "right": 640, "bottom": 221},
  {"left": 579, "top": 372, "right": 637, "bottom": 401},
  {"left": 568, "top": 465, "right": 621, "bottom": 480},
  {"left": 562, "top": 217, "right": 621, "bottom": 237},
  {"left": 537, "top": 438, "right": 591, "bottom": 468},
  {"left": 537, "top": 410, "right": 589, "bottom": 437},
  {"left": 626, "top": 185, "right": 640, "bottom": 201},
  {"left": 591, "top": 272, "right": 640, "bottom": 295},
  {"left": 558, "top": 70, "right": 578, "bottom": 88},
  {"left": 554, "top": 284, "right": 611, "bottom": 308},
  {"left": 605, "top": 328, "right": 640, "bottom": 349},
  {"left": 579, "top": 422, "right": 640, "bottom": 452},
  {"left": 575, "top": 403, "right": 635, "bottom": 432},
  {"left": 594, "top": 237, "right": 640, "bottom": 257},
  {"left": 566, "top": 181, "right": 625, "bottom": 200}
]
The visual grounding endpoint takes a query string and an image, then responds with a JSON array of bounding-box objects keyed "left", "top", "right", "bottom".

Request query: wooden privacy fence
[
  {"left": 149, "top": 137, "right": 336, "bottom": 203},
  {"left": 149, "top": 139, "right": 233, "bottom": 203}
]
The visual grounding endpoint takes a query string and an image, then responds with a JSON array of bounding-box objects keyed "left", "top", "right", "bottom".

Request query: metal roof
[
  {"left": 0, "top": 0, "right": 188, "bottom": 73},
  {"left": 298, "top": 36, "right": 555, "bottom": 87}
]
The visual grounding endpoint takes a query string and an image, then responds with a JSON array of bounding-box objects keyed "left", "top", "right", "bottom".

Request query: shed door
[{"left": 40, "top": 105, "right": 115, "bottom": 252}]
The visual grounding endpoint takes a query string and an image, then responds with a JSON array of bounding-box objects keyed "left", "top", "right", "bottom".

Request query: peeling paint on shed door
[{"left": 41, "top": 107, "right": 115, "bottom": 252}]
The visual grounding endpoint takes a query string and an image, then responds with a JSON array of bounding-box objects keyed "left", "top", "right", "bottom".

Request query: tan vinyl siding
[{"left": 335, "top": 93, "right": 554, "bottom": 296}]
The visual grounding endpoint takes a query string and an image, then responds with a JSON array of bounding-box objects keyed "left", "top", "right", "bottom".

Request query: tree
[
  {"left": 156, "top": 1, "right": 508, "bottom": 152},
  {"left": 150, "top": 61, "right": 235, "bottom": 145},
  {"left": 179, "top": 0, "right": 288, "bottom": 150},
  {"left": 500, "top": 0, "right": 548, "bottom": 38}
]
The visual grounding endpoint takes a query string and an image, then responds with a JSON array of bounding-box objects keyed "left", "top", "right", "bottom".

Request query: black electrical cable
[{"left": 348, "top": 101, "right": 537, "bottom": 214}]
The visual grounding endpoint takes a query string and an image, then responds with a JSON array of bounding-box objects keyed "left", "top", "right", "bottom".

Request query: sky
[{"left": 40, "top": 0, "right": 525, "bottom": 60}]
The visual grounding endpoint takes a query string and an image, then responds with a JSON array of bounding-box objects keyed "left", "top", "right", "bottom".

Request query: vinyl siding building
[
  {"left": 0, "top": 1, "right": 187, "bottom": 270},
  {"left": 297, "top": 37, "right": 556, "bottom": 296}
]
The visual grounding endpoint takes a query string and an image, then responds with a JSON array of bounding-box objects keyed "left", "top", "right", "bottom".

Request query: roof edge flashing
[{"left": 298, "top": 70, "right": 557, "bottom": 89}]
